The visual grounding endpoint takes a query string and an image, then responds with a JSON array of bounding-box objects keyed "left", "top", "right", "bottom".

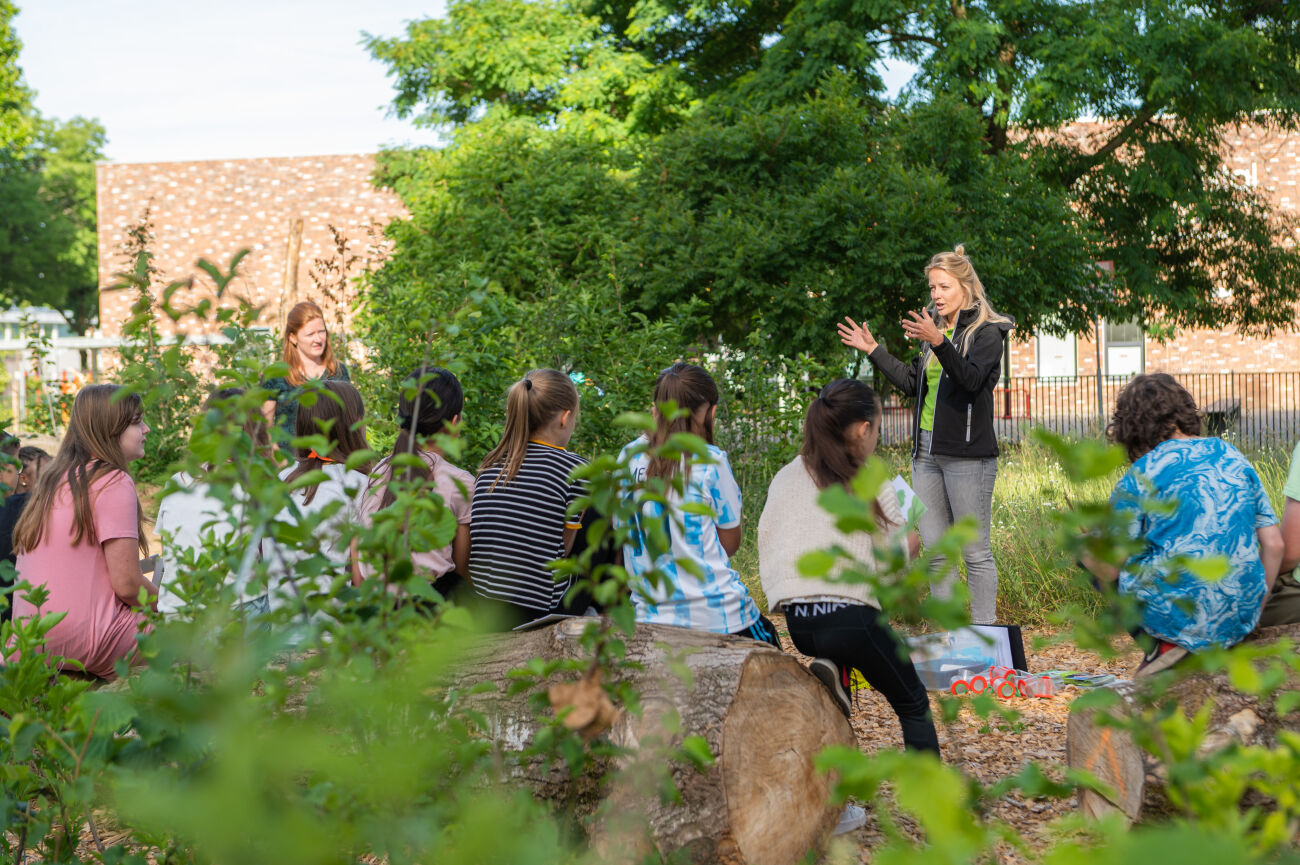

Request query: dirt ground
[{"left": 766, "top": 615, "right": 1145, "bottom": 863}]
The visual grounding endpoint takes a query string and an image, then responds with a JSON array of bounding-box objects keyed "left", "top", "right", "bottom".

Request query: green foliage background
[
  {"left": 363, "top": 0, "right": 1300, "bottom": 363},
  {"left": 0, "top": 1, "right": 104, "bottom": 332}
]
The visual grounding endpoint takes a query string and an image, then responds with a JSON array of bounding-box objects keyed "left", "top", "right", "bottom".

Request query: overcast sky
[
  {"left": 14, "top": 1, "right": 915, "bottom": 165},
  {"left": 12, "top": 0, "right": 447, "bottom": 163}
]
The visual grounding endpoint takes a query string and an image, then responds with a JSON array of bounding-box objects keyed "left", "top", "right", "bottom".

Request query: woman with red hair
[{"left": 261, "top": 301, "right": 351, "bottom": 446}]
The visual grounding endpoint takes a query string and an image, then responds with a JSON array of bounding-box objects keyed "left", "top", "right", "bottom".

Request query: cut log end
[
  {"left": 1067, "top": 623, "right": 1300, "bottom": 822},
  {"left": 723, "top": 652, "right": 853, "bottom": 863}
]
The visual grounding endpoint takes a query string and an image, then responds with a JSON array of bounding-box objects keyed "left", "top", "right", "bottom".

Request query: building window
[
  {"left": 1036, "top": 332, "right": 1077, "bottom": 379},
  {"left": 1103, "top": 319, "right": 1144, "bottom": 377}
]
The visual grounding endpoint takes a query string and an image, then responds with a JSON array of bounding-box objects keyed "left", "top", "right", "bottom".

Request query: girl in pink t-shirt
[
  {"left": 12, "top": 384, "right": 156, "bottom": 679},
  {"left": 353, "top": 366, "right": 472, "bottom": 604}
]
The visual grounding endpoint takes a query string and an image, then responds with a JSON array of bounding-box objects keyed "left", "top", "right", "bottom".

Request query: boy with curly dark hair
[{"left": 1089, "top": 373, "right": 1282, "bottom": 675}]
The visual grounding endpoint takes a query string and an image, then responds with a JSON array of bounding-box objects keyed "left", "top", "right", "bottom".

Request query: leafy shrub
[{"left": 3, "top": 245, "right": 1296, "bottom": 865}]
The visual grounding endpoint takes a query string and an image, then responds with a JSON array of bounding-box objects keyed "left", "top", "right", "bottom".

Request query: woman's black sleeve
[{"left": 868, "top": 345, "right": 923, "bottom": 397}]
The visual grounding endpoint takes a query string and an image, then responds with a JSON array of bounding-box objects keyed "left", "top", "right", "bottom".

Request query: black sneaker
[
  {"left": 809, "top": 658, "right": 851, "bottom": 717},
  {"left": 1136, "top": 640, "right": 1189, "bottom": 677}
]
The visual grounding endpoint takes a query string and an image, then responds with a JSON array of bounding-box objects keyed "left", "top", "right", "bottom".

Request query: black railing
[{"left": 879, "top": 373, "right": 1300, "bottom": 452}]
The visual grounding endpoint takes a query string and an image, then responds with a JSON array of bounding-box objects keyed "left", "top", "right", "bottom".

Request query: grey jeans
[{"left": 913, "top": 429, "right": 1000, "bottom": 625}]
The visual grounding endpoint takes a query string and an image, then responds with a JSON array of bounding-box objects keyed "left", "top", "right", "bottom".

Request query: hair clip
[{"left": 524, "top": 379, "right": 533, "bottom": 391}]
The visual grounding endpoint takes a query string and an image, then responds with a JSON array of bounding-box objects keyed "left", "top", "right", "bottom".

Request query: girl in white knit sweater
[{"left": 758, "top": 379, "right": 939, "bottom": 754}]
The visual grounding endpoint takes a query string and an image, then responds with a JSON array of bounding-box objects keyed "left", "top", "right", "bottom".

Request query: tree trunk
[
  {"left": 449, "top": 618, "right": 856, "bottom": 864},
  {"left": 1067, "top": 623, "right": 1300, "bottom": 822},
  {"left": 279, "top": 217, "right": 303, "bottom": 330}
]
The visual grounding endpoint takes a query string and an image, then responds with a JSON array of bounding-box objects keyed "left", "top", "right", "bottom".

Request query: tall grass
[{"left": 734, "top": 439, "right": 1295, "bottom": 628}]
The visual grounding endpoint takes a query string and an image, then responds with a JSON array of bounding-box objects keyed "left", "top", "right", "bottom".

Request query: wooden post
[{"left": 280, "top": 217, "right": 304, "bottom": 331}]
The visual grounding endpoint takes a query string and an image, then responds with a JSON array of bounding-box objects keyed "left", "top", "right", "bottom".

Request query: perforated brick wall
[{"left": 96, "top": 153, "right": 406, "bottom": 339}]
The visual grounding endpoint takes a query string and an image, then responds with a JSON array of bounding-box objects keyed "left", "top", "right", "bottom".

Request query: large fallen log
[
  {"left": 1066, "top": 623, "right": 1300, "bottom": 822},
  {"left": 450, "top": 618, "right": 856, "bottom": 864}
]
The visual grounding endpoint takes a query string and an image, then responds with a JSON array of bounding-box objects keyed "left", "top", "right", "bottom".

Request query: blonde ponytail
[{"left": 480, "top": 369, "right": 578, "bottom": 489}]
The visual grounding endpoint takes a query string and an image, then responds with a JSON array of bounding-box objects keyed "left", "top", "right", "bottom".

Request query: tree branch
[
  {"left": 866, "top": 31, "right": 944, "bottom": 50},
  {"left": 1063, "top": 101, "right": 1161, "bottom": 186}
]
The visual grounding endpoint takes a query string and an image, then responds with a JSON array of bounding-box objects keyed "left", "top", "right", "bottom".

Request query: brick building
[
  {"left": 1008, "top": 122, "right": 1300, "bottom": 380},
  {"left": 96, "top": 154, "right": 407, "bottom": 340}
]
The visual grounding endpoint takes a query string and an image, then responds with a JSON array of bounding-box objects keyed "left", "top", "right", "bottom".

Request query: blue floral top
[{"left": 1111, "top": 437, "right": 1275, "bottom": 651}]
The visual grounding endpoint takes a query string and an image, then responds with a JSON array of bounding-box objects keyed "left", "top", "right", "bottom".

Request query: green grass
[{"left": 734, "top": 440, "right": 1294, "bottom": 628}]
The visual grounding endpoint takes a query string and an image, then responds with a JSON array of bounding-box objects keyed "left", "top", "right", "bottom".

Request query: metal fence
[{"left": 878, "top": 373, "right": 1300, "bottom": 452}]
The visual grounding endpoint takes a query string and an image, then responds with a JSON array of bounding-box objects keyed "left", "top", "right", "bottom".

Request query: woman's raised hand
[
  {"left": 838, "top": 317, "right": 879, "bottom": 354},
  {"left": 901, "top": 310, "right": 944, "bottom": 347}
]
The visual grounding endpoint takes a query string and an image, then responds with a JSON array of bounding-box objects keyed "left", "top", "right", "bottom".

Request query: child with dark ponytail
[
  {"left": 468, "top": 369, "right": 588, "bottom": 628},
  {"left": 620, "top": 363, "right": 776, "bottom": 644},
  {"left": 758, "top": 379, "right": 939, "bottom": 754},
  {"left": 355, "top": 367, "right": 471, "bottom": 601},
  {"left": 263, "top": 380, "right": 371, "bottom": 617}
]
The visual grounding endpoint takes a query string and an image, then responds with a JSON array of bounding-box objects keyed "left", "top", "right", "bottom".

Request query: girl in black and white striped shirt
[{"left": 468, "top": 369, "right": 587, "bottom": 628}]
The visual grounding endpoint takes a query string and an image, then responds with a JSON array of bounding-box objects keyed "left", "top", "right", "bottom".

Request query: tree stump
[
  {"left": 1066, "top": 623, "right": 1300, "bottom": 822},
  {"left": 449, "top": 618, "right": 856, "bottom": 864}
]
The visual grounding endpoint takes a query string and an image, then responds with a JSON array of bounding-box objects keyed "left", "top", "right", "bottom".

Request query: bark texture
[
  {"left": 450, "top": 618, "right": 856, "bottom": 864},
  {"left": 1066, "top": 623, "right": 1300, "bottom": 822}
]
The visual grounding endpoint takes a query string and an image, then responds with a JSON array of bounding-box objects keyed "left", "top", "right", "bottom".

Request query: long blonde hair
[
  {"left": 14, "top": 384, "right": 149, "bottom": 556},
  {"left": 925, "top": 244, "right": 1012, "bottom": 355},
  {"left": 479, "top": 369, "right": 578, "bottom": 489}
]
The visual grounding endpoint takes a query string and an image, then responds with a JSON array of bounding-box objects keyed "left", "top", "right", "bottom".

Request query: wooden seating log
[
  {"left": 1066, "top": 623, "right": 1300, "bottom": 822},
  {"left": 448, "top": 618, "right": 856, "bottom": 864}
]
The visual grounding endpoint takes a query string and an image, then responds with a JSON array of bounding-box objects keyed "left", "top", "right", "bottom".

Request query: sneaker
[
  {"left": 832, "top": 804, "right": 866, "bottom": 836},
  {"left": 1135, "top": 640, "right": 1189, "bottom": 677},
  {"left": 809, "top": 658, "right": 851, "bottom": 717}
]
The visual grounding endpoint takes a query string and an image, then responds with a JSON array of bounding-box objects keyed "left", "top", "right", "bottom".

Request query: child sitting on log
[
  {"left": 618, "top": 363, "right": 778, "bottom": 646},
  {"left": 353, "top": 366, "right": 471, "bottom": 605},
  {"left": 262, "top": 380, "right": 371, "bottom": 630},
  {"left": 468, "top": 369, "right": 588, "bottom": 629},
  {"left": 11, "top": 386, "right": 156, "bottom": 678},
  {"left": 1085, "top": 373, "right": 1282, "bottom": 675},
  {"left": 155, "top": 387, "right": 272, "bottom": 615},
  {"left": 758, "top": 379, "right": 939, "bottom": 753}
]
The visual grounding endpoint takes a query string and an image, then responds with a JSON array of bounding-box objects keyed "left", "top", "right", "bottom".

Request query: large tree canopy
[
  {"left": 366, "top": 0, "right": 1300, "bottom": 354},
  {"left": 0, "top": 1, "right": 105, "bottom": 330}
]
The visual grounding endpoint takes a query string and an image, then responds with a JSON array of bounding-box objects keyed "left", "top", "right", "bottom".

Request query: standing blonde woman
[
  {"left": 837, "top": 246, "right": 1013, "bottom": 624},
  {"left": 12, "top": 385, "right": 155, "bottom": 678}
]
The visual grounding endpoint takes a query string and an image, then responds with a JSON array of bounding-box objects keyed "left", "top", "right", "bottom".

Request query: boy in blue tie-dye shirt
[{"left": 1090, "top": 374, "right": 1282, "bottom": 674}]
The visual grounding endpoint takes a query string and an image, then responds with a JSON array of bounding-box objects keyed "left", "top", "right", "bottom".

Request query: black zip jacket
[{"left": 868, "top": 307, "right": 1014, "bottom": 459}]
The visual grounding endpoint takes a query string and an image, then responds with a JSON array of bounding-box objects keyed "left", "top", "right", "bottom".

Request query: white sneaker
[{"left": 832, "top": 804, "right": 866, "bottom": 835}]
